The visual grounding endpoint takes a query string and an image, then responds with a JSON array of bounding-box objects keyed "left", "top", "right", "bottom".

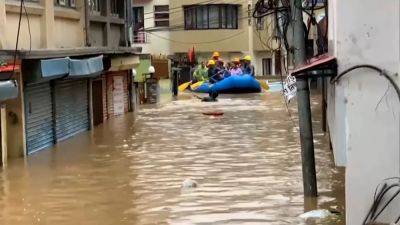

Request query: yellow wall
[
  {"left": 54, "top": 17, "right": 84, "bottom": 48},
  {"left": 0, "top": 0, "right": 85, "bottom": 50},
  {"left": 4, "top": 72, "right": 26, "bottom": 158},
  {"left": 169, "top": 0, "right": 250, "bottom": 53}
]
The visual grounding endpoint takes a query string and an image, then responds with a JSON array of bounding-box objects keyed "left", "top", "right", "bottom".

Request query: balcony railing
[{"left": 133, "top": 31, "right": 150, "bottom": 44}]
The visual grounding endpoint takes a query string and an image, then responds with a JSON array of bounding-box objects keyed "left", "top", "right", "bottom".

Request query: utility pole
[{"left": 290, "top": 0, "right": 318, "bottom": 197}]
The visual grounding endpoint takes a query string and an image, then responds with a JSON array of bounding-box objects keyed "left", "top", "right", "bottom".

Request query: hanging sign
[{"left": 283, "top": 74, "right": 297, "bottom": 102}]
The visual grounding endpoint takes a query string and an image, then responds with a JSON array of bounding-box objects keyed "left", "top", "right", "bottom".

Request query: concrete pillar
[
  {"left": 42, "top": 0, "right": 55, "bottom": 48},
  {"left": 1, "top": 104, "right": 7, "bottom": 166},
  {"left": 0, "top": 0, "right": 7, "bottom": 49}
]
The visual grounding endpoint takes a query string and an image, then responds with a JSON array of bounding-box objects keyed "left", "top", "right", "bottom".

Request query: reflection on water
[{"left": 0, "top": 90, "right": 344, "bottom": 225}]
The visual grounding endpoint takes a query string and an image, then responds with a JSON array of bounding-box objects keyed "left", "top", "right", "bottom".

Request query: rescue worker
[
  {"left": 242, "top": 55, "right": 255, "bottom": 76},
  {"left": 229, "top": 57, "right": 242, "bottom": 76},
  {"left": 212, "top": 51, "right": 220, "bottom": 61},
  {"left": 207, "top": 59, "right": 223, "bottom": 83},
  {"left": 193, "top": 61, "right": 208, "bottom": 82}
]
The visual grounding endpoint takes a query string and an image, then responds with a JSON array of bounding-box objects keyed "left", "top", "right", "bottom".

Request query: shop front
[{"left": 23, "top": 56, "right": 103, "bottom": 154}]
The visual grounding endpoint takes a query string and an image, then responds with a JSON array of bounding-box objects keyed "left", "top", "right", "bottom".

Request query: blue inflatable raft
[{"left": 193, "top": 74, "right": 261, "bottom": 94}]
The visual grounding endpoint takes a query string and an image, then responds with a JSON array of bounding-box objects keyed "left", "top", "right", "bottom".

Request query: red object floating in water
[{"left": 202, "top": 112, "right": 224, "bottom": 116}]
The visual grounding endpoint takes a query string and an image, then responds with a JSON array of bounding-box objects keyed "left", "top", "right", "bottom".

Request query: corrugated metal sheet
[
  {"left": 54, "top": 79, "right": 89, "bottom": 141},
  {"left": 24, "top": 82, "right": 54, "bottom": 154}
]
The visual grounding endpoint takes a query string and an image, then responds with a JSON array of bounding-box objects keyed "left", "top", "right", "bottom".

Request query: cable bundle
[{"left": 363, "top": 178, "right": 400, "bottom": 225}]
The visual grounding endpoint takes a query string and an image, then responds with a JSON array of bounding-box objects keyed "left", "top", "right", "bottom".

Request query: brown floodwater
[{"left": 0, "top": 90, "right": 344, "bottom": 225}]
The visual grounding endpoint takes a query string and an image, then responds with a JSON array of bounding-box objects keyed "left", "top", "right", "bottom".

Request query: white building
[{"left": 327, "top": 0, "right": 400, "bottom": 224}]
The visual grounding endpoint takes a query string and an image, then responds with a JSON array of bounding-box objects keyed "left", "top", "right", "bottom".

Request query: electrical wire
[
  {"left": 142, "top": 0, "right": 247, "bottom": 21},
  {"left": 10, "top": 0, "right": 24, "bottom": 80},
  {"left": 330, "top": 65, "right": 400, "bottom": 101},
  {"left": 147, "top": 29, "right": 246, "bottom": 45},
  {"left": 332, "top": 66, "right": 400, "bottom": 225},
  {"left": 22, "top": 0, "right": 32, "bottom": 52}
]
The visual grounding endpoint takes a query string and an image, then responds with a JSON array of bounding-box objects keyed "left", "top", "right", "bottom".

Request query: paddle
[
  {"left": 257, "top": 79, "right": 270, "bottom": 91},
  {"left": 178, "top": 81, "right": 191, "bottom": 92},
  {"left": 190, "top": 81, "right": 204, "bottom": 90}
]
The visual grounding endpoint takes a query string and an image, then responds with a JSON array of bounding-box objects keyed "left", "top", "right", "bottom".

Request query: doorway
[{"left": 92, "top": 79, "right": 104, "bottom": 126}]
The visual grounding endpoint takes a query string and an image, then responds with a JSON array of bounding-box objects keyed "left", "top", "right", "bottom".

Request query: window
[
  {"left": 154, "top": 5, "right": 169, "bottom": 27},
  {"left": 184, "top": 4, "right": 239, "bottom": 30},
  {"left": 55, "top": 0, "right": 76, "bottom": 8},
  {"left": 262, "top": 58, "right": 272, "bottom": 75},
  {"left": 110, "top": 0, "right": 123, "bottom": 17},
  {"left": 133, "top": 7, "right": 148, "bottom": 43},
  {"left": 89, "top": 0, "right": 101, "bottom": 14}
]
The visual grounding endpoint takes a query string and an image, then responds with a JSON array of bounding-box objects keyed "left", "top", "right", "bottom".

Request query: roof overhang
[
  {"left": 290, "top": 54, "right": 337, "bottom": 78},
  {"left": 0, "top": 47, "right": 142, "bottom": 60}
]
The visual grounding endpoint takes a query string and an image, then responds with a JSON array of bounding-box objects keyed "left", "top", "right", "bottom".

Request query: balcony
[{"left": 133, "top": 31, "right": 150, "bottom": 44}]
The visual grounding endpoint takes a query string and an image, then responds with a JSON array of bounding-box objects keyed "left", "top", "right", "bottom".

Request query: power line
[
  {"left": 141, "top": 0, "right": 247, "bottom": 21},
  {"left": 147, "top": 29, "right": 246, "bottom": 45},
  {"left": 140, "top": 0, "right": 243, "bottom": 17},
  {"left": 142, "top": 6, "right": 256, "bottom": 32}
]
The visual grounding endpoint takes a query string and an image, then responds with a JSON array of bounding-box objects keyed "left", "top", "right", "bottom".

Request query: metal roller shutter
[
  {"left": 24, "top": 82, "right": 54, "bottom": 154},
  {"left": 54, "top": 79, "right": 89, "bottom": 141}
]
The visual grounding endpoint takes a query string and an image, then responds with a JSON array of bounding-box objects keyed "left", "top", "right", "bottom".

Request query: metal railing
[{"left": 133, "top": 31, "right": 150, "bottom": 44}]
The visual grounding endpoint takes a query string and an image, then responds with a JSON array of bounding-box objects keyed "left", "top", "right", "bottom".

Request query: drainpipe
[
  {"left": 84, "top": 0, "right": 91, "bottom": 46},
  {"left": 1, "top": 104, "right": 7, "bottom": 167}
]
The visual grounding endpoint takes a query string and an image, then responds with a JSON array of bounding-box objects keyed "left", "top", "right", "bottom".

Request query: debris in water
[
  {"left": 182, "top": 178, "right": 198, "bottom": 189},
  {"left": 299, "top": 209, "right": 334, "bottom": 219},
  {"left": 202, "top": 111, "right": 224, "bottom": 116}
]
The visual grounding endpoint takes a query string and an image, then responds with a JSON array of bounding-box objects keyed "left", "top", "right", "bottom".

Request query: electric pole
[{"left": 290, "top": 0, "right": 318, "bottom": 197}]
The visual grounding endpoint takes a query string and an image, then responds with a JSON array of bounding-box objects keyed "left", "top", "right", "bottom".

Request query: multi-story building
[
  {"left": 132, "top": 0, "right": 281, "bottom": 77},
  {"left": 0, "top": 0, "right": 140, "bottom": 165}
]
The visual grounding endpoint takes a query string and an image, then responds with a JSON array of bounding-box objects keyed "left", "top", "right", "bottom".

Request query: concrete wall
[
  {"left": 4, "top": 72, "right": 26, "bottom": 158},
  {"left": 133, "top": 0, "right": 171, "bottom": 55},
  {"left": 327, "top": 0, "right": 400, "bottom": 224},
  {"left": 169, "top": 0, "right": 250, "bottom": 53},
  {"left": 0, "top": 0, "right": 85, "bottom": 50}
]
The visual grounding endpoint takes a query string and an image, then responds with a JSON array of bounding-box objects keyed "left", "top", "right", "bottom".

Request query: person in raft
[
  {"left": 242, "top": 55, "right": 255, "bottom": 76},
  {"left": 229, "top": 57, "right": 243, "bottom": 76}
]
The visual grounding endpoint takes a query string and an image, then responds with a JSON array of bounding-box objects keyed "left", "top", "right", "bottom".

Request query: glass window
[
  {"left": 196, "top": 6, "right": 208, "bottom": 29},
  {"left": 226, "top": 5, "right": 237, "bottom": 29},
  {"left": 56, "top": 0, "right": 75, "bottom": 8},
  {"left": 184, "top": 4, "right": 238, "bottom": 30},
  {"left": 208, "top": 5, "right": 219, "bottom": 29},
  {"left": 89, "top": 0, "right": 101, "bottom": 13},
  {"left": 184, "top": 7, "right": 196, "bottom": 29}
]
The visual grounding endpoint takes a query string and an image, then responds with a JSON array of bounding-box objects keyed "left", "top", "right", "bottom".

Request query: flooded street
[{"left": 0, "top": 89, "right": 344, "bottom": 225}]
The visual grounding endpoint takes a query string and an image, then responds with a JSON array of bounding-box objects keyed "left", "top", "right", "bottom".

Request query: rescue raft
[{"left": 193, "top": 74, "right": 262, "bottom": 94}]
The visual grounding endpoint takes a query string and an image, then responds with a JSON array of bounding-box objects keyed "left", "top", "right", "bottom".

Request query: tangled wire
[{"left": 252, "top": 0, "right": 327, "bottom": 59}]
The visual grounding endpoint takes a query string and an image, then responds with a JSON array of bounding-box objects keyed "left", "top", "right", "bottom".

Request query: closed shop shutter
[
  {"left": 24, "top": 82, "right": 54, "bottom": 154},
  {"left": 54, "top": 79, "right": 89, "bottom": 141}
]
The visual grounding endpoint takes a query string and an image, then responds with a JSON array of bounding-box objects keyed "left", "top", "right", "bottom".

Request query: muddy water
[{"left": 0, "top": 91, "right": 344, "bottom": 225}]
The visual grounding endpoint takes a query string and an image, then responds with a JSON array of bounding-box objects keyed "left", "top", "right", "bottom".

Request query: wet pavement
[{"left": 0, "top": 88, "right": 344, "bottom": 225}]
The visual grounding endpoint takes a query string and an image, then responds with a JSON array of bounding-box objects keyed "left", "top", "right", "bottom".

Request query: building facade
[
  {"left": 0, "top": 0, "right": 140, "bottom": 164},
  {"left": 132, "top": 0, "right": 281, "bottom": 77},
  {"left": 327, "top": 0, "right": 400, "bottom": 224}
]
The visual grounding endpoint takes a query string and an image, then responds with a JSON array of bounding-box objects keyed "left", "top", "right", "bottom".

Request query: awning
[
  {"left": 0, "top": 80, "right": 18, "bottom": 101},
  {"left": 23, "top": 58, "right": 69, "bottom": 84},
  {"left": 109, "top": 55, "right": 140, "bottom": 71},
  {"left": 290, "top": 54, "right": 337, "bottom": 77},
  {"left": 68, "top": 55, "right": 104, "bottom": 78}
]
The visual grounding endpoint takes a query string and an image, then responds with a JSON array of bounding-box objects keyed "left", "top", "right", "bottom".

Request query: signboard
[
  {"left": 113, "top": 76, "right": 125, "bottom": 115},
  {"left": 283, "top": 75, "right": 297, "bottom": 102}
]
